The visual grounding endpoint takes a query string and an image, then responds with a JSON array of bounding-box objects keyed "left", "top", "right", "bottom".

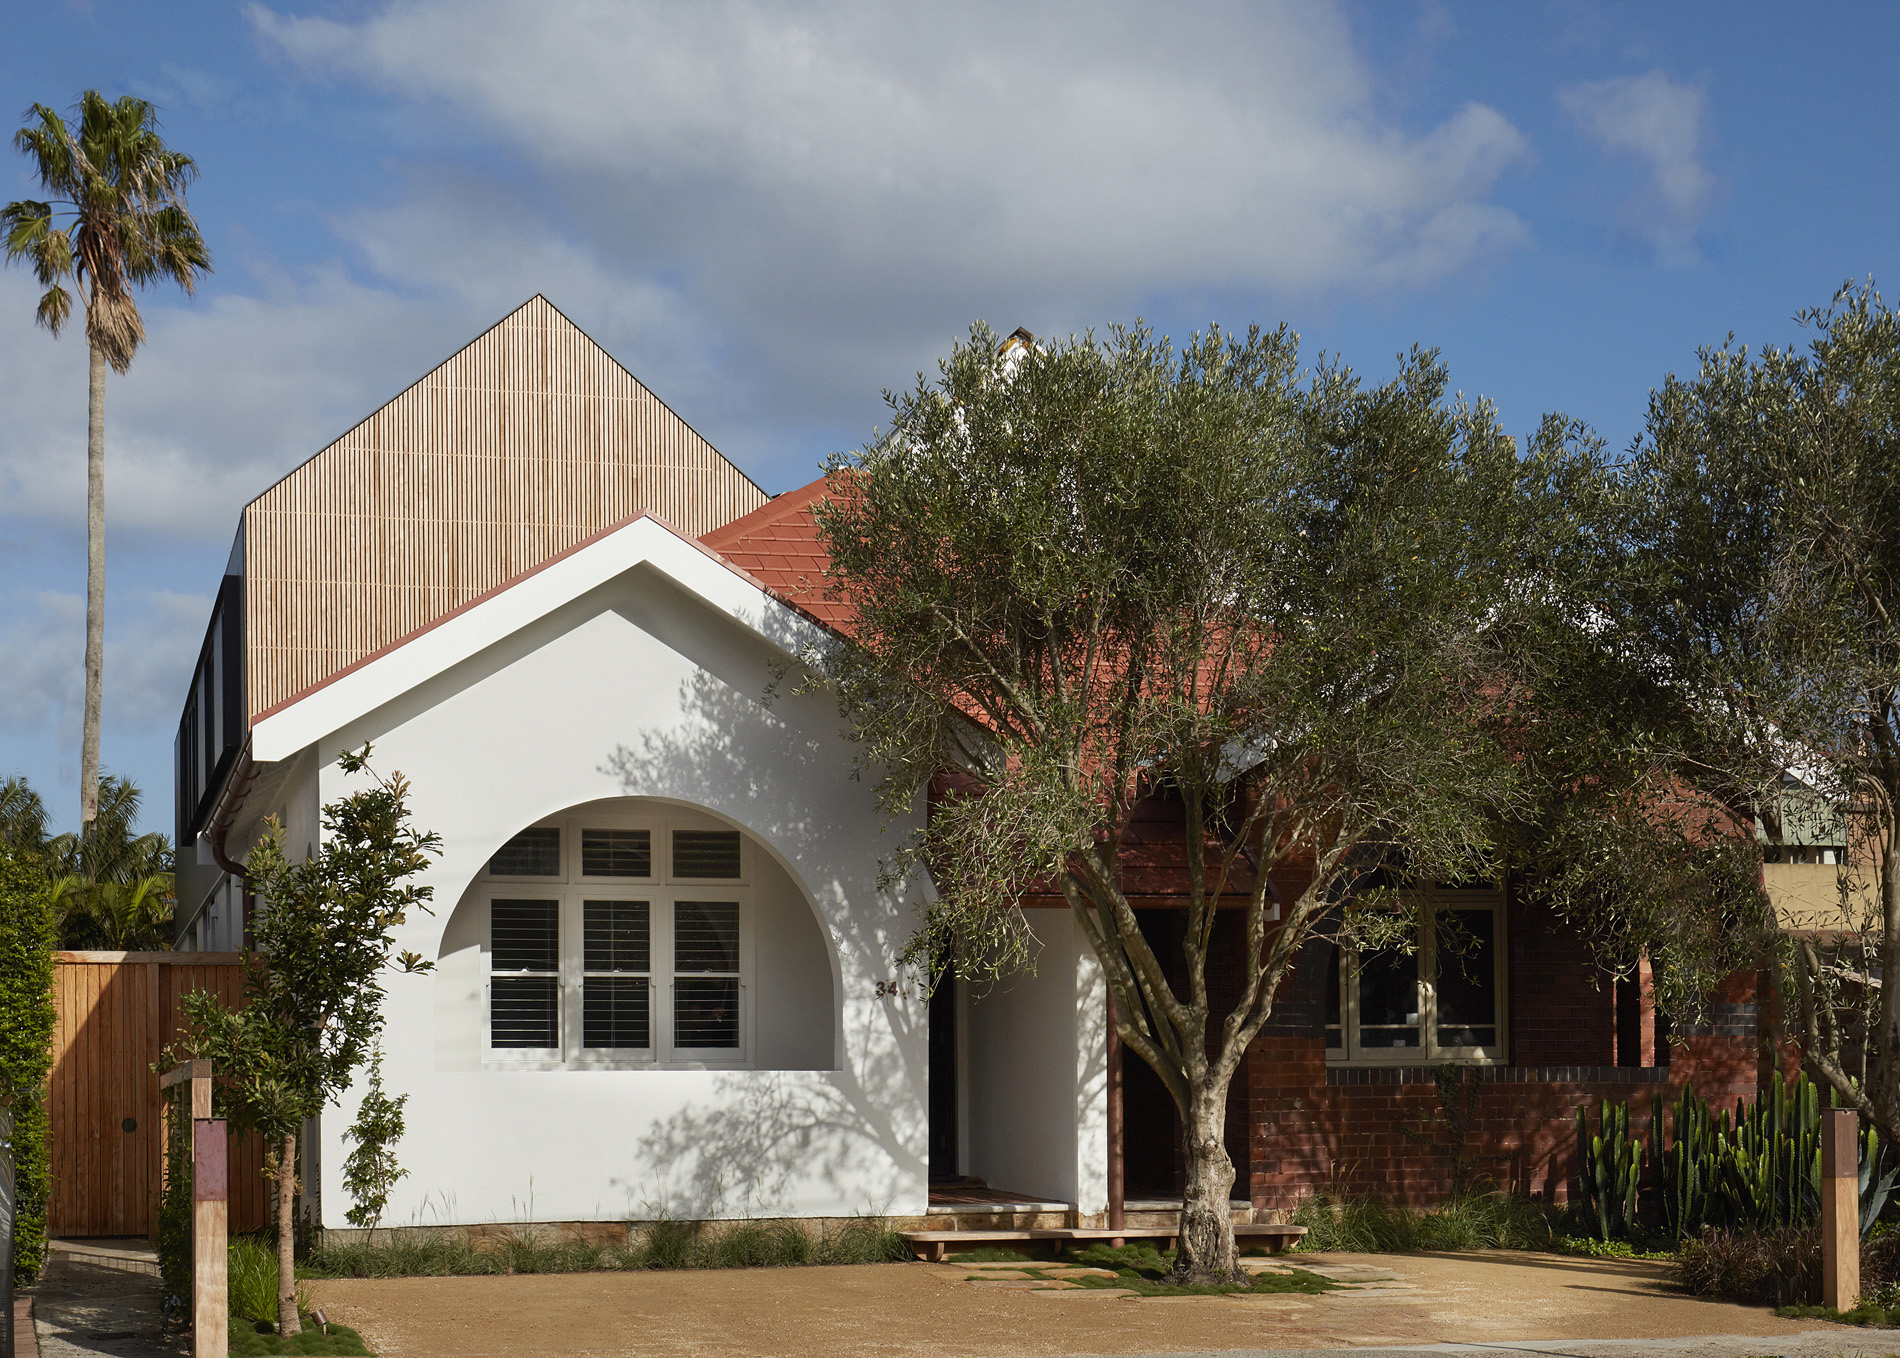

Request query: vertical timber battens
[{"left": 242, "top": 295, "right": 767, "bottom": 719}]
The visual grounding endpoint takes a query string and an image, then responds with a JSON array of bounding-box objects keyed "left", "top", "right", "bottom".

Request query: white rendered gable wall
[{"left": 257, "top": 528, "right": 930, "bottom": 1226}]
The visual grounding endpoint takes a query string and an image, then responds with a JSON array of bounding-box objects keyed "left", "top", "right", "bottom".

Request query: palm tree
[
  {"left": 0, "top": 773, "right": 172, "bottom": 947},
  {"left": 2, "top": 93, "right": 211, "bottom": 827},
  {"left": 45, "top": 776, "right": 175, "bottom": 949},
  {"left": 0, "top": 775, "right": 50, "bottom": 862}
]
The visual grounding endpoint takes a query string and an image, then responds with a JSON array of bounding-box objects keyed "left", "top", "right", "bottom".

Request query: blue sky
[{"left": 3, "top": 0, "right": 1899, "bottom": 837}]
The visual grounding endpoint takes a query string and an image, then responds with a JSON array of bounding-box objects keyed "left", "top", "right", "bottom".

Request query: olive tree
[
  {"left": 805, "top": 323, "right": 1545, "bottom": 1281},
  {"left": 1570, "top": 283, "right": 1900, "bottom": 1147}
]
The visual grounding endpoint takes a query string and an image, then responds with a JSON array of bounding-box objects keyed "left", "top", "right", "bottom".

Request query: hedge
[{"left": 0, "top": 850, "right": 56, "bottom": 1282}]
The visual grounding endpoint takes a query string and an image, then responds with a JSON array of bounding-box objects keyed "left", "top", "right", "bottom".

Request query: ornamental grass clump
[
  {"left": 299, "top": 1216, "right": 909, "bottom": 1279},
  {"left": 1677, "top": 1226, "right": 1821, "bottom": 1307},
  {"left": 1291, "top": 1190, "right": 1554, "bottom": 1253},
  {"left": 230, "top": 1236, "right": 311, "bottom": 1329}
]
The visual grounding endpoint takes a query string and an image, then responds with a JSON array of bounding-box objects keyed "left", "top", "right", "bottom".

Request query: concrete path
[
  {"left": 303, "top": 1249, "right": 1894, "bottom": 1358},
  {"left": 29, "top": 1240, "right": 182, "bottom": 1358}
]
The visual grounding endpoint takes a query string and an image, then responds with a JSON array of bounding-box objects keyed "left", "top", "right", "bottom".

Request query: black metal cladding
[{"left": 175, "top": 570, "right": 245, "bottom": 850}]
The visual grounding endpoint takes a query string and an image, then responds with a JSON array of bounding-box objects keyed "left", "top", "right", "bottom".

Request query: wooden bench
[{"left": 901, "top": 1223, "right": 1306, "bottom": 1263}]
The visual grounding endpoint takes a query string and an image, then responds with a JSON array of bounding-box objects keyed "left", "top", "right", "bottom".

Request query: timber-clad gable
[{"left": 240, "top": 295, "right": 766, "bottom": 719}]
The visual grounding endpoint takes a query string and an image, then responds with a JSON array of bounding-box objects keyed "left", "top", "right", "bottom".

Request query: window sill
[
  {"left": 1324, "top": 1064, "right": 1670, "bottom": 1086},
  {"left": 482, "top": 1055, "right": 753, "bottom": 1072}
]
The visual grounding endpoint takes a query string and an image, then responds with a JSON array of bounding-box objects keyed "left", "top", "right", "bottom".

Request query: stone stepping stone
[
  {"left": 967, "top": 1279, "right": 1061, "bottom": 1290},
  {"left": 1030, "top": 1287, "right": 1135, "bottom": 1299}
]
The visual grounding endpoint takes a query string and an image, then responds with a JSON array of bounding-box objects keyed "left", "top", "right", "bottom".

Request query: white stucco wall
[
  {"left": 962, "top": 912, "right": 1108, "bottom": 1213},
  {"left": 254, "top": 540, "right": 928, "bottom": 1227}
]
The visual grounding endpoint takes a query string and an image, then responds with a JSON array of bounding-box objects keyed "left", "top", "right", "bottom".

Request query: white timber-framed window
[
  {"left": 1323, "top": 888, "right": 1507, "bottom": 1065},
  {"left": 482, "top": 814, "right": 753, "bottom": 1069}
]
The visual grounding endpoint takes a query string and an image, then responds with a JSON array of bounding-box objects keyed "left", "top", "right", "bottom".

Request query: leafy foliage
[
  {"left": 156, "top": 1086, "right": 191, "bottom": 1310},
  {"left": 168, "top": 745, "right": 438, "bottom": 1336},
  {"left": 228, "top": 1317, "right": 373, "bottom": 1357},
  {"left": 1536, "top": 282, "right": 1900, "bottom": 1146},
  {"left": 2, "top": 91, "right": 210, "bottom": 370},
  {"left": 340, "top": 1045, "right": 409, "bottom": 1230},
  {"left": 0, "top": 850, "right": 56, "bottom": 1282},
  {"left": 0, "top": 774, "right": 175, "bottom": 948},
  {"left": 807, "top": 321, "right": 1561, "bottom": 1278}
]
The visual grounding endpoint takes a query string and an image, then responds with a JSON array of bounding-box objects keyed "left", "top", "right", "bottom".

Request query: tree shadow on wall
[{"left": 602, "top": 662, "right": 928, "bottom": 1218}]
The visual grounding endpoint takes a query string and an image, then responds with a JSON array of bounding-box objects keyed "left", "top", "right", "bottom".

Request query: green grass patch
[
  {"left": 944, "top": 1247, "right": 1036, "bottom": 1263},
  {"left": 1775, "top": 1300, "right": 1900, "bottom": 1327},
  {"left": 299, "top": 1217, "right": 910, "bottom": 1279},
  {"left": 229, "top": 1317, "right": 374, "bottom": 1356}
]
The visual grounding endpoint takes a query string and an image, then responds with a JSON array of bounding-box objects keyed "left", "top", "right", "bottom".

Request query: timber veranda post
[{"left": 161, "top": 1060, "right": 226, "bottom": 1358}]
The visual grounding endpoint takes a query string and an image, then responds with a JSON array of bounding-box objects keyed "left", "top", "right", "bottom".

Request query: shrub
[
  {"left": 0, "top": 852, "right": 56, "bottom": 1284},
  {"left": 156, "top": 1089, "right": 192, "bottom": 1306},
  {"left": 302, "top": 1231, "right": 502, "bottom": 1279},
  {"left": 1677, "top": 1225, "right": 1820, "bottom": 1306}
]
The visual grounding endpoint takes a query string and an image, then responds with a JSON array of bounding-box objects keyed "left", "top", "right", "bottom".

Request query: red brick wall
[
  {"left": 1239, "top": 896, "right": 1764, "bottom": 1211},
  {"left": 1245, "top": 1032, "right": 1756, "bottom": 1210}
]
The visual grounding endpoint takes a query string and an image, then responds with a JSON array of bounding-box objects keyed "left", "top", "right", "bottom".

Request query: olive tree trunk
[
  {"left": 1177, "top": 1080, "right": 1241, "bottom": 1281},
  {"left": 276, "top": 1132, "right": 300, "bottom": 1337},
  {"left": 81, "top": 340, "right": 105, "bottom": 828}
]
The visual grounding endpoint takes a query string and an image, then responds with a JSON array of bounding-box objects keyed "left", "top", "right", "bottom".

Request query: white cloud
[
  {"left": 253, "top": 1, "right": 1529, "bottom": 372},
  {"left": 3, "top": 3, "right": 1538, "bottom": 547},
  {"left": 0, "top": 587, "right": 208, "bottom": 737},
  {"left": 1558, "top": 69, "right": 1715, "bottom": 254},
  {"left": 0, "top": 266, "right": 454, "bottom": 539},
  {"left": 0, "top": 592, "right": 82, "bottom": 732},
  {"left": 2, "top": 0, "right": 1541, "bottom": 825}
]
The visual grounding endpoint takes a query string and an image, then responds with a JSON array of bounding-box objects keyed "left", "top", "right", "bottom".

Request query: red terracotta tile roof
[
  {"left": 700, "top": 475, "right": 855, "bottom": 632},
  {"left": 706, "top": 475, "right": 1318, "bottom": 909}
]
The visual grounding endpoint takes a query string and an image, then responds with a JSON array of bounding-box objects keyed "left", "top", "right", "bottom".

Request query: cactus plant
[
  {"left": 1860, "top": 1123, "right": 1896, "bottom": 1237},
  {"left": 1577, "top": 1098, "right": 1642, "bottom": 1242},
  {"left": 1639, "top": 1075, "right": 1892, "bottom": 1243},
  {"left": 1718, "top": 1073, "right": 1821, "bottom": 1230},
  {"left": 1653, "top": 1085, "right": 1724, "bottom": 1237}
]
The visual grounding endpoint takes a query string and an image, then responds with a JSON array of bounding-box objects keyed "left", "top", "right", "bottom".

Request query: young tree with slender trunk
[
  {"left": 806, "top": 324, "right": 1552, "bottom": 1281},
  {"left": 3, "top": 92, "right": 211, "bottom": 827},
  {"left": 169, "top": 746, "right": 437, "bottom": 1336},
  {"left": 1557, "top": 283, "right": 1900, "bottom": 1150}
]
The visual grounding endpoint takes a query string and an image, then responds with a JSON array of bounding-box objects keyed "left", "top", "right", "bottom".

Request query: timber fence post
[
  {"left": 1822, "top": 1106, "right": 1859, "bottom": 1313},
  {"left": 194, "top": 1117, "right": 229, "bottom": 1358},
  {"left": 162, "top": 1060, "right": 226, "bottom": 1358}
]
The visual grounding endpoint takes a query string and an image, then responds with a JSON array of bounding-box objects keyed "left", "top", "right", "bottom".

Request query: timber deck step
[{"left": 901, "top": 1223, "right": 1306, "bottom": 1262}]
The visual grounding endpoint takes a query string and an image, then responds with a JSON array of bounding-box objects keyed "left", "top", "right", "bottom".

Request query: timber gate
[{"left": 49, "top": 953, "right": 268, "bottom": 1237}]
